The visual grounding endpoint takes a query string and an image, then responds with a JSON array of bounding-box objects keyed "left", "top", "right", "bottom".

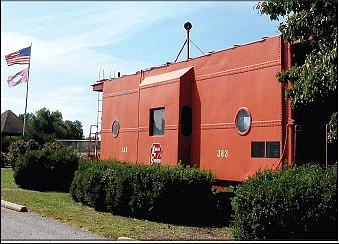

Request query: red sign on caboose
[{"left": 150, "top": 143, "right": 162, "bottom": 164}]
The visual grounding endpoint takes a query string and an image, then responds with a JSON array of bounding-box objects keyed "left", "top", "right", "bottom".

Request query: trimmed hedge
[
  {"left": 13, "top": 141, "right": 80, "bottom": 192},
  {"left": 70, "top": 159, "right": 218, "bottom": 225},
  {"left": 231, "top": 163, "right": 338, "bottom": 241}
]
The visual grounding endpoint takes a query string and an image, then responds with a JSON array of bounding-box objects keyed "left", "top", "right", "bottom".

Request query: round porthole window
[
  {"left": 112, "top": 120, "right": 119, "bottom": 138},
  {"left": 235, "top": 107, "right": 251, "bottom": 135}
]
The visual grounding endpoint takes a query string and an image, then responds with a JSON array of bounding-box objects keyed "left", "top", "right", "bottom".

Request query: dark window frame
[
  {"left": 251, "top": 141, "right": 280, "bottom": 159},
  {"left": 149, "top": 107, "right": 165, "bottom": 136},
  {"left": 235, "top": 107, "right": 251, "bottom": 135},
  {"left": 251, "top": 141, "right": 265, "bottom": 158},
  {"left": 112, "top": 120, "right": 119, "bottom": 138},
  {"left": 266, "top": 141, "right": 280, "bottom": 158}
]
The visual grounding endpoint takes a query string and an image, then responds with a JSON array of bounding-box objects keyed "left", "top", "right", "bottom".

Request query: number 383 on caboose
[{"left": 90, "top": 34, "right": 337, "bottom": 184}]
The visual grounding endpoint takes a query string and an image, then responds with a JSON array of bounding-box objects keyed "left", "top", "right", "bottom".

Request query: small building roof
[{"left": 1, "top": 110, "right": 26, "bottom": 136}]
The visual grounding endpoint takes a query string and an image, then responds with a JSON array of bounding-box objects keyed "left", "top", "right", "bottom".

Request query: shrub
[
  {"left": 13, "top": 141, "right": 80, "bottom": 192},
  {"left": 69, "top": 158, "right": 94, "bottom": 203},
  {"left": 70, "top": 160, "right": 217, "bottom": 225},
  {"left": 71, "top": 160, "right": 126, "bottom": 212},
  {"left": 70, "top": 159, "right": 113, "bottom": 211},
  {"left": 6, "top": 139, "right": 40, "bottom": 168},
  {"left": 231, "top": 163, "right": 338, "bottom": 241},
  {"left": 1, "top": 136, "right": 17, "bottom": 153},
  {"left": 134, "top": 163, "right": 217, "bottom": 224},
  {"left": 1, "top": 152, "right": 11, "bottom": 168},
  {"left": 104, "top": 161, "right": 136, "bottom": 216}
]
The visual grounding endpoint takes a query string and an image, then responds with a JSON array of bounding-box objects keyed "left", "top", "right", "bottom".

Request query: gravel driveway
[{"left": 1, "top": 207, "right": 111, "bottom": 241}]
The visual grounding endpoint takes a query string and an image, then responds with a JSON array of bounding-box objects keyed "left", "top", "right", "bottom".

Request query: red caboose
[{"left": 91, "top": 34, "right": 335, "bottom": 183}]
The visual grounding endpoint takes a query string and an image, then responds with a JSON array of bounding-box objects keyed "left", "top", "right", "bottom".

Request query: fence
[{"left": 57, "top": 139, "right": 101, "bottom": 158}]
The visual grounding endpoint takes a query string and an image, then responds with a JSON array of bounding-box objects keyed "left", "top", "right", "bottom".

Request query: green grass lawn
[{"left": 1, "top": 168, "right": 232, "bottom": 241}]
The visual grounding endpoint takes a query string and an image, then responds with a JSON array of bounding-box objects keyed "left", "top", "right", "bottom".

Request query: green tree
[
  {"left": 256, "top": 0, "right": 338, "bottom": 142},
  {"left": 20, "top": 107, "right": 84, "bottom": 144},
  {"left": 64, "top": 120, "right": 84, "bottom": 140}
]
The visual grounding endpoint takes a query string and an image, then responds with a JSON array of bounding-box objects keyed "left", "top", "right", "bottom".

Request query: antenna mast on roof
[{"left": 174, "top": 22, "right": 205, "bottom": 63}]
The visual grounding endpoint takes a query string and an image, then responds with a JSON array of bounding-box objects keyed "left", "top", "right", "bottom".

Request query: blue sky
[{"left": 1, "top": 1, "right": 281, "bottom": 137}]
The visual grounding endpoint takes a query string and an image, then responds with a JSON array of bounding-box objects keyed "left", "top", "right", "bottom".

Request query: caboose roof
[{"left": 92, "top": 34, "right": 282, "bottom": 91}]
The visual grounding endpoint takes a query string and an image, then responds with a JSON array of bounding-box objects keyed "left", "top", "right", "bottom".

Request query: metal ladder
[{"left": 88, "top": 92, "right": 102, "bottom": 159}]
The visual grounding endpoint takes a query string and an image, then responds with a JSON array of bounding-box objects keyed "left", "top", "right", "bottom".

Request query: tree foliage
[
  {"left": 256, "top": 0, "right": 338, "bottom": 141},
  {"left": 20, "top": 107, "right": 84, "bottom": 144}
]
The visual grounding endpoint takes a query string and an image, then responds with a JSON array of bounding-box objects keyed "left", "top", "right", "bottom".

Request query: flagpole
[{"left": 23, "top": 43, "right": 32, "bottom": 136}]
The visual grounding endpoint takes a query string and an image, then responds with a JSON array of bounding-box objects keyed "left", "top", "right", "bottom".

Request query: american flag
[{"left": 5, "top": 46, "right": 31, "bottom": 66}]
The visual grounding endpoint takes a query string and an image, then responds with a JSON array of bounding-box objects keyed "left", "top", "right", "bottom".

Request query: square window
[
  {"left": 251, "top": 142, "right": 265, "bottom": 158},
  {"left": 150, "top": 108, "right": 165, "bottom": 136},
  {"left": 266, "top": 142, "right": 280, "bottom": 158}
]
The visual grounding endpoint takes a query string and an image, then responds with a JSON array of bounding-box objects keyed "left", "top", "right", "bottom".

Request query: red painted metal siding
[
  {"left": 95, "top": 35, "right": 293, "bottom": 182},
  {"left": 137, "top": 67, "right": 194, "bottom": 165},
  {"left": 100, "top": 76, "right": 140, "bottom": 162}
]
